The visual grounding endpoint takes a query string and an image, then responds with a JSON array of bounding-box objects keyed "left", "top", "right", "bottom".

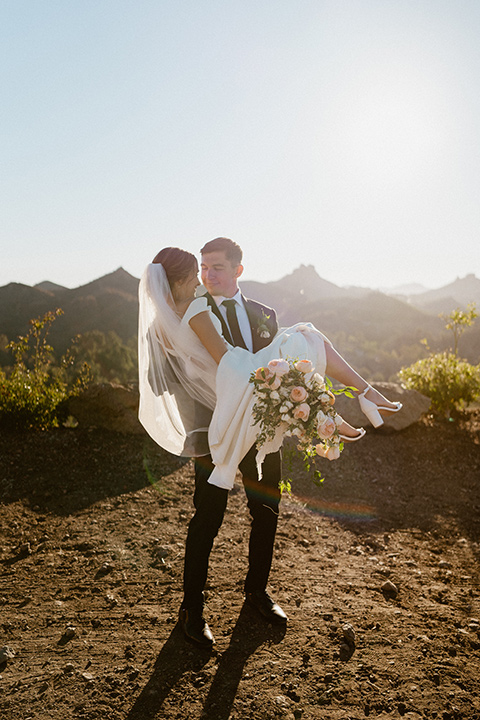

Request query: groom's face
[{"left": 201, "top": 251, "right": 243, "bottom": 297}]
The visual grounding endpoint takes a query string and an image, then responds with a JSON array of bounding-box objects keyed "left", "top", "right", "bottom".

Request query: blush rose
[
  {"left": 293, "top": 403, "right": 310, "bottom": 421},
  {"left": 268, "top": 359, "right": 290, "bottom": 376},
  {"left": 295, "top": 359, "right": 313, "bottom": 374},
  {"left": 290, "top": 386, "right": 308, "bottom": 403}
]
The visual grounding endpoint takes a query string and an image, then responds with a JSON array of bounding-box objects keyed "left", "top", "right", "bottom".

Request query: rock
[
  {"left": 342, "top": 623, "right": 356, "bottom": 646},
  {"left": 67, "top": 383, "right": 143, "bottom": 434},
  {"left": 275, "top": 695, "right": 291, "bottom": 708},
  {"left": 0, "top": 646, "right": 15, "bottom": 663},
  {"left": 17, "top": 542, "right": 32, "bottom": 556},
  {"left": 334, "top": 382, "right": 430, "bottom": 431},
  {"left": 381, "top": 580, "right": 399, "bottom": 599},
  {"left": 63, "top": 663, "right": 75, "bottom": 674},
  {"left": 96, "top": 561, "right": 114, "bottom": 577},
  {"left": 62, "top": 626, "right": 76, "bottom": 641}
]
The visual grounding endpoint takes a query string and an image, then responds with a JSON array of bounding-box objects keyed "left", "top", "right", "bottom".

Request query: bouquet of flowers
[{"left": 249, "top": 357, "right": 353, "bottom": 486}]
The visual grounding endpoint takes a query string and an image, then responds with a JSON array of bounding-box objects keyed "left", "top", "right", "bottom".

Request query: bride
[{"left": 138, "top": 246, "right": 401, "bottom": 491}]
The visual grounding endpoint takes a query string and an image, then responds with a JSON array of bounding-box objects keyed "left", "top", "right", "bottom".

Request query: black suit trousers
[{"left": 182, "top": 445, "right": 282, "bottom": 609}]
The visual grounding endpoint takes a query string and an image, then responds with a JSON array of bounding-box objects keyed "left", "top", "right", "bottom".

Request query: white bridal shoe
[
  {"left": 358, "top": 386, "right": 402, "bottom": 428},
  {"left": 338, "top": 427, "right": 366, "bottom": 443}
]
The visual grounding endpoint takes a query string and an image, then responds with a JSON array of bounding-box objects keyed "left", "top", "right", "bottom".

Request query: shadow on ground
[
  {"left": 126, "top": 605, "right": 286, "bottom": 720},
  {"left": 0, "top": 427, "right": 189, "bottom": 515}
]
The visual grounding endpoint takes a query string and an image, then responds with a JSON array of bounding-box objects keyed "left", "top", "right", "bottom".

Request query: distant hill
[
  {"left": 0, "top": 268, "right": 139, "bottom": 353},
  {"left": 35, "top": 281, "right": 69, "bottom": 293},
  {"left": 1, "top": 266, "right": 479, "bottom": 376},
  {"left": 381, "top": 282, "right": 429, "bottom": 297},
  {"left": 409, "top": 274, "right": 480, "bottom": 314}
]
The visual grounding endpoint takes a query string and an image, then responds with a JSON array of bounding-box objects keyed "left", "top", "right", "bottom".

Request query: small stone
[
  {"left": 342, "top": 623, "right": 356, "bottom": 645},
  {"left": 381, "top": 580, "right": 398, "bottom": 599},
  {"left": 18, "top": 542, "right": 32, "bottom": 556},
  {"left": 417, "top": 634, "right": 431, "bottom": 644},
  {"left": 82, "top": 672, "right": 94, "bottom": 682},
  {"left": 0, "top": 646, "right": 15, "bottom": 663},
  {"left": 63, "top": 626, "right": 76, "bottom": 640},
  {"left": 63, "top": 663, "right": 75, "bottom": 674},
  {"left": 275, "top": 695, "right": 291, "bottom": 708}
]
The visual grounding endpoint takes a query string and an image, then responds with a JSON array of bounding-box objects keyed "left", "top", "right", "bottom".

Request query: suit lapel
[
  {"left": 205, "top": 291, "right": 273, "bottom": 352},
  {"left": 205, "top": 293, "right": 234, "bottom": 345},
  {"left": 243, "top": 295, "right": 263, "bottom": 352}
]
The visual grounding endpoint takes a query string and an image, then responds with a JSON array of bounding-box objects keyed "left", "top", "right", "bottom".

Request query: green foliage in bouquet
[
  {"left": 399, "top": 304, "right": 480, "bottom": 417},
  {"left": 0, "top": 309, "right": 91, "bottom": 430},
  {"left": 250, "top": 357, "right": 356, "bottom": 489}
]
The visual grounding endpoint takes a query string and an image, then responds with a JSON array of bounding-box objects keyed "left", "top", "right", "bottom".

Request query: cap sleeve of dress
[{"left": 182, "top": 296, "right": 210, "bottom": 325}]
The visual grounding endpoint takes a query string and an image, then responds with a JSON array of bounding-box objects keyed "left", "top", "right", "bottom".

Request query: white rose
[{"left": 270, "top": 391, "right": 281, "bottom": 401}]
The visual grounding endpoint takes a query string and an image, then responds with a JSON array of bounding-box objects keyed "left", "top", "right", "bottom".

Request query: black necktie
[{"left": 222, "top": 299, "right": 247, "bottom": 349}]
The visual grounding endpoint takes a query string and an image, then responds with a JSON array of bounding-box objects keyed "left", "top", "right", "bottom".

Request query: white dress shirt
[{"left": 212, "top": 289, "right": 254, "bottom": 352}]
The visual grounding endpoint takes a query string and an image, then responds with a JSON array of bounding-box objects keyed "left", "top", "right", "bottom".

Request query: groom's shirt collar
[
  {"left": 212, "top": 289, "right": 253, "bottom": 351},
  {"left": 211, "top": 288, "right": 244, "bottom": 308}
]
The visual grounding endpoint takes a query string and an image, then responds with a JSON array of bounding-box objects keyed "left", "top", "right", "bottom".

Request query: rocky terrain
[{"left": 1, "top": 410, "right": 480, "bottom": 719}]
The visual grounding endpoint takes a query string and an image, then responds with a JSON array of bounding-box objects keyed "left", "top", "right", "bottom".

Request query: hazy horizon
[
  {"left": 2, "top": 1, "right": 480, "bottom": 290},
  {"left": 4, "top": 262, "right": 478, "bottom": 296}
]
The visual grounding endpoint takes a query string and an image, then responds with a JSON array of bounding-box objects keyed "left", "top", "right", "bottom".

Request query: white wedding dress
[
  {"left": 138, "top": 264, "right": 331, "bottom": 491},
  {"left": 180, "top": 297, "right": 331, "bottom": 490}
]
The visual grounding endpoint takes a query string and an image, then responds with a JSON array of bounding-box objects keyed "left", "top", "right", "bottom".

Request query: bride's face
[
  {"left": 201, "top": 251, "right": 243, "bottom": 297},
  {"left": 175, "top": 268, "right": 200, "bottom": 301}
]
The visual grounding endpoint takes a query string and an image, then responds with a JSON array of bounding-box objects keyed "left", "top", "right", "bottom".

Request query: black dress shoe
[
  {"left": 179, "top": 607, "right": 215, "bottom": 647},
  {"left": 245, "top": 591, "right": 288, "bottom": 625}
]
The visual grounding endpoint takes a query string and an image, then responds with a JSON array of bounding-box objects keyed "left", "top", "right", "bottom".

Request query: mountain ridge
[{"left": 1, "top": 267, "right": 479, "bottom": 375}]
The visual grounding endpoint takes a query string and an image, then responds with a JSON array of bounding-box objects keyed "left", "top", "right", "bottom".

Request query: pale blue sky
[{"left": 2, "top": 0, "right": 480, "bottom": 290}]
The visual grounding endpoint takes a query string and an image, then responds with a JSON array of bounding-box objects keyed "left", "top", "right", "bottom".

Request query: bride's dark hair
[{"left": 152, "top": 247, "right": 198, "bottom": 285}]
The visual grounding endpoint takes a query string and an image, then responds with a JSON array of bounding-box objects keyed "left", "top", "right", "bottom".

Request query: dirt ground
[{"left": 1, "top": 411, "right": 479, "bottom": 720}]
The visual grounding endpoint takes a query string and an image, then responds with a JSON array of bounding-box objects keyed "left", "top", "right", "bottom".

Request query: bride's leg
[
  {"left": 336, "top": 417, "right": 365, "bottom": 441},
  {"left": 325, "top": 344, "right": 399, "bottom": 412}
]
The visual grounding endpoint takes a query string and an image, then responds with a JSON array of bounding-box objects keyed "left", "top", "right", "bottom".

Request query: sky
[{"left": 2, "top": 0, "right": 480, "bottom": 291}]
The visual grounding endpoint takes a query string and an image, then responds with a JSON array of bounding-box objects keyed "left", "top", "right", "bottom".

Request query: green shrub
[
  {"left": 0, "top": 309, "right": 91, "bottom": 430},
  {"left": 399, "top": 303, "right": 480, "bottom": 417},
  {"left": 399, "top": 351, "right": 480, "bottom": 416}
]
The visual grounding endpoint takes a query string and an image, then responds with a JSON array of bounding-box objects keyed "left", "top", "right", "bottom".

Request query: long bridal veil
[{"left": 138, "top": 263, "right": 217, "bottom": 457}]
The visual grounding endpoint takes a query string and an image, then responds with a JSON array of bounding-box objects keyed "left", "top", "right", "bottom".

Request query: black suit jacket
[{"left": 204, "top": 292, "right": 278, "bottom": 353}]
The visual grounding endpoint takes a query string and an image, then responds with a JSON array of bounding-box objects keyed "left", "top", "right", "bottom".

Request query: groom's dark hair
[{"left": 200, "top": 237, "right": 243, "bottom": 266}]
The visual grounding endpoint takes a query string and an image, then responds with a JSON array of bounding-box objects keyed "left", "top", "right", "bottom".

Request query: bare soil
[{"left": 1, "top": 412, "right": 480, "bottom": 720}]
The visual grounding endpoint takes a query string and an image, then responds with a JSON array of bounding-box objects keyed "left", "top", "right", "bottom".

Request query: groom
[{"left": 179, "top": 237, "right": 287, "bottom": 647}]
